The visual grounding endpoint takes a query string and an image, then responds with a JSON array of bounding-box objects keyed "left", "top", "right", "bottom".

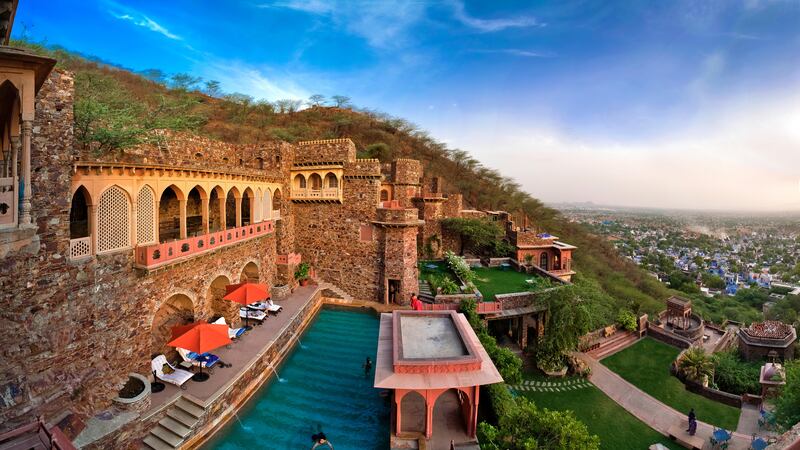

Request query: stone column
[
  {"left": 130, "top": 200, "right": 138, "bottom": 246},
  {"left": 424, "top": 394, "right": 433, "bottom": 438},
  {"left": 154, "top": 200, "right": 160, "bottom": 242},
  {"left": 395, "top": 393, "right": 402, "bottom": 436},
  {"left": 235, "top": 196, "right": 242, "bottom": 228},
  {"left": 10, "top": 136, "right": 19, "bottom": 224},
  {"left": 179, "top": 199, "right": 187, "bottom": 239},
  {"left": 201, "top": 198, "right": 209, "bottom": 235},
  {"left": 19, "top": 120, "right": 32, "bottom": 226},
  {"left": 218, "top": 196, "right": 226, "bottom": 231}
]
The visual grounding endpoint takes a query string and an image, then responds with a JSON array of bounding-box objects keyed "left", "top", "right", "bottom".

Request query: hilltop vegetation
[{"left": 18, "top": 38, "right": 673, "bottom": 325}]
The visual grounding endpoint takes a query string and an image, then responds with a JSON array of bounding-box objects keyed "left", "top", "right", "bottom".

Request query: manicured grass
[
  {"left": 472, "top": 266, "right": 550, "bottom": 300},
  {"left": 602, "top": 338, "right": 741, "bottom": 430},
  {"left": 520, "top": 372, "right": 683, "bottom": 450}
]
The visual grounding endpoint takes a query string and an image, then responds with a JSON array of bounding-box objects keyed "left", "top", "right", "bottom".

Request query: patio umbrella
[
  {"left": 170, "top": 321, "right": 206, "bottom": 340},
  {"left": 168, "top": 323, "right": 231, "bottom": 382},
  {"left": 223, "top": 283, "right": 270, "bottom": 329}
]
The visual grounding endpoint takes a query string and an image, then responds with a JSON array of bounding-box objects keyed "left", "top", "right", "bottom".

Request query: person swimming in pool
[
  {"left": 311, "top": 431, "right": 333, "bottom": 449},
  {"left": 363, "top": 356, "right": 372, "bottom": 377}
]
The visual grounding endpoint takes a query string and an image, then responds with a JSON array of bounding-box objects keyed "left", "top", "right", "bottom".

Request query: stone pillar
[
  {"left": 470, "top": 386, "right": 480, "bottom": 438},
  {"left": 179, "top": 199, "right": 187, "bottom": 239},
  {"left": 19, "top": 120, "right": 32, "bottom": 226},
  {"left": 130, "top": 200, "right": 138, "bottom": 245},
  {"left": 10, "top": 136, "right": 19, "bottom": 224},
  {"left": 88, "top": 204, "right": 96, "bottom": 254},
  {"left": 424, "top": 394, "right": 433, "bottom": 438},
  {"left": 395, "top": 393, "right": 402, "bottom": 436},
  {"left": 154, "top": 200, "right": 160, "bottom": 242},
  {"left": 201, "top": 198, "right": 209, "bottom": 235},
  {"left": 218, "top": 196, "right": 226, "bottom": 231},
  {"left": 235, "top": 196, "right": 242, "bottom": 228}
]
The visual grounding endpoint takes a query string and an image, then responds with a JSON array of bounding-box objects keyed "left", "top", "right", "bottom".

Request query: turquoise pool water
[{"left": 203, "top": 308, "right": 389, "bottom": 450}]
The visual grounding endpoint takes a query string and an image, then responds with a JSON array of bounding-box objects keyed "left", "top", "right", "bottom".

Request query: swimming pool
[{"left": 203, "top": 307, "right": 389, "bottom": 450}]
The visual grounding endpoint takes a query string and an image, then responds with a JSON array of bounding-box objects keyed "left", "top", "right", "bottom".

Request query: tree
[
  {"left": 535, "top": 286, "right": 591, "bottom": 371},
  {"left": 139, "top": 68, "right": 166, "bottom": 84},
  {"left": 204, "top": 80, "right": 222, "bottom": 97},
  {"left": 274, "top": 98, "right": 304, "bottom": 113},
  {"left": 331, "top": 95, "right": 351, "bottom": 108},
  {"left": 170, "top": 73, "right": 201, "bottom": 91},
  {"left": 441, "top": 217, "right": 506, "bottom": 257},
  {"left": 775, "top": 360, "right": 800, "bottom": 428},
  {"left": 307, "top": 94, "right": 326, "bottom": 107},
  {"left": 362, "top": 142, "right": 391, "bottom": 161},
  {"left": 679, "top": 346, "right": 714, "bottom": 383}
]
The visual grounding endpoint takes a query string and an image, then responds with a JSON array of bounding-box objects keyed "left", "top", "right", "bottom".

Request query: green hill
[{"left": 18, "top": 38, "right": 672, "bottom": 327}]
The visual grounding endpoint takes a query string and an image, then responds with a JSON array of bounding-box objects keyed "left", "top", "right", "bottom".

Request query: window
[
  {"left": 137, "top": 186, "right": 156, "bottom": 244},
  {"left": 257, "top": 157, "right": 264, "bottom": 169},
  {"left": 294, "top": 174, "right": 306, "bottom": 189},
  {"left": 325, "top": 172, "right": 338, "bottom": 189},
  {"left": 540, "top": 252, "right": 549, "bottom": 271},
  {"left": 380, "top": 189, "right": 389, "bottom": 202},
  {"left": 97, "top": 186, "right": 131, "bottom": 253}
]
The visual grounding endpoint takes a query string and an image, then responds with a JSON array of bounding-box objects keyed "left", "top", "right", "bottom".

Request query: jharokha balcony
[{"left": 67, "top": 161, "right": 284, "bottom": 266}]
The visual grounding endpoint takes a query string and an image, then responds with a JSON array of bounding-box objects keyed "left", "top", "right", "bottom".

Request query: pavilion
[{"left": 374, "top": 310, "right": 503, "bottom": 447}]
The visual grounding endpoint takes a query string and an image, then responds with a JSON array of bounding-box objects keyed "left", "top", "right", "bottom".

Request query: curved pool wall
[{"left": 202, "top": 307, "right": 390, "bottom": 449}]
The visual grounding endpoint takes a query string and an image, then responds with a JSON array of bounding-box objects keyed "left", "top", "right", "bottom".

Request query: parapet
[
  {"left": 391, "top": 159, "right": 422, "bottom": 185},
  {"left": 295, "top": 138, "right": 356, "bottom": 165}
]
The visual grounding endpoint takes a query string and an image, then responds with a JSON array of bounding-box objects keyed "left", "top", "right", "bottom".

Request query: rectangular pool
[{"left": 203, "top": 307, "right": 389, "bottom": 449}]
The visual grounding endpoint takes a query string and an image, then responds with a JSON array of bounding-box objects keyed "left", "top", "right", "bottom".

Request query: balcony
[
  {"left": 291, "top": 188, "right": 342, "bottom": 203},
  {"left": 135, "top": 222, "right": 274, "bottom": 270}
]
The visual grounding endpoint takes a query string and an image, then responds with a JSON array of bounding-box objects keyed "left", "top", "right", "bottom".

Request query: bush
[
  {"left": 427, "top": 274, "right": 459, "bottom": 294},
  {"left": 775, "top": 360, "right": 800, "bottom": 429},
  {"left": 460, "top": 299, "right": 522, "bottom": 384},
  {"left": 679, "top": 347, "right": 713, "bottom": 383},
  {"left": 711, "top": 351, "right": 762, "bottom": 395},
  {"left": 616, "top": 309, "right": 637, "bottom": 332},
  {"left": 445, "top": 251, "right": 476, "bottom": 284}
]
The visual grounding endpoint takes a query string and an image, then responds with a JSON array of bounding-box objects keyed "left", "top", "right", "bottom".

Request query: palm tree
[{"left": 680, "top": 346, "right": 714, "bottom": 383}]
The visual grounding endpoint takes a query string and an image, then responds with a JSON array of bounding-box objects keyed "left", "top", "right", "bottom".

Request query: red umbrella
[
  {"left": 170, "top": 321, "right": 206, "bottom": 340},
  {"left": 223, "top": 283, "right": 270, "bottom": 328},
  {"left": 168, "top": 323, "right": 231, "bottom": 382}
]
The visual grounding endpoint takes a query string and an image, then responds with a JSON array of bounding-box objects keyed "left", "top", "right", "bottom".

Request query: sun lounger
[
  {"left": 177, "top": 347, "right": 219, "bottom": 369},
  {"left": 151, "top": 354, "right": 193, "bottom": 388},
  {"left": 248, "top": 300, "right": 283, "bottom": 314},
  {"left": 240, "top": 307, "right": 267, "bottom": 321},
  {"left": 212, "top": 317, "right": 246, "bottom": 339}
]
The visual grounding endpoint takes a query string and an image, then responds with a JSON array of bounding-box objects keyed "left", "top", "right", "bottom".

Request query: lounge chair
[
  {"left": 240, "top": 307, "right": 267, "bottom": 322},
  {"left": 248, "top": 300, "right": 283, "bottom": 314},
  {"left": 176, "top": 347, "right": 219, "bottom": 369},
  {"left": 151, "top": 354, "right": 193, "bottom": 389},
  {"left": 212, "top": 316, "right": 246, "bottom": 340}
]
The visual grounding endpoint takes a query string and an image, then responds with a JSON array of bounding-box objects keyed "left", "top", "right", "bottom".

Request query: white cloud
[
  {"left": 434, "top": 89, "right": 800, "bottom": 211},
  {"left": 470, "top": 48, "right": 554, "bottom": 58},
  {"left": 111, "top": 11, "right": 182, "bottom": 40},
  {"left": 197, "top": 59, "right": 312, "bottom": 101},
  {"left": 449, "top": 0, "right": 541, "bottom": 32}
]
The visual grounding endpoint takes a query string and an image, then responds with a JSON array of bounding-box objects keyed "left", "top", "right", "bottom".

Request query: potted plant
[{"left": 295, "top": 262, "right": 310, "bottom": 286}]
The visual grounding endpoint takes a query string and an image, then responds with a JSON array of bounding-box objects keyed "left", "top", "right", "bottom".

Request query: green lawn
[
  {"left": 602, "top": 338, "right": 741, "bottom": 430},
  {"left": 518, "top": 372, "right": 683, "bottom": 450},
  {"left": 472, "top": 266, "right": 550, "bottom": 300}
]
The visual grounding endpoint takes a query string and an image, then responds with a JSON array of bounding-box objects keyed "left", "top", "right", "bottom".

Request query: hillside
[{"left": 19, "top": 38, "right": 672, "bottom": 326}]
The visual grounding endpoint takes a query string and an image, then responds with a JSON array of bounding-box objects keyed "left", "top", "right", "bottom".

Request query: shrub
[
  {"left": 616, "top": 309, "right": 638, "bottom": 332},
  {"left": 775, "top": 360, "right": 800, "bottom": 429},
  {"left": 460, "top": 299, "right": 522, "bottom": 384},
  {"left": 294, "top": 262, "right": 310, "bottom": 281},
  {"left": 711, "top": 351, "right": 760, "bottom": 395},
  {"left": 445, "top": 251, "right": 476, "bottom": 283},
  {"left": 679, "top": 346, "right": 713, "bottom": 383}
]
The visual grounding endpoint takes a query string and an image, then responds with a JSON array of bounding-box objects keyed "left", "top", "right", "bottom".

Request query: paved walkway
[
  {"left": 510, "top": 377, "right": 592, "bottom": 393},
  {"left": 576, "top": 353, "right": 753, "bottom": 450}
]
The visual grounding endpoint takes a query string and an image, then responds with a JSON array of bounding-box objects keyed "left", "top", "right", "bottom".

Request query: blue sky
[{"left": 14, "top": 0, "right": 800, "bottom": 210}]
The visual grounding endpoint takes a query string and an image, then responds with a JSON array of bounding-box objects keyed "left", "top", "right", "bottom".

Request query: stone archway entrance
[
  {"left": 432, "top": 389, "right": 470, "bottom": 443},
  {"left": 151, "top": 293, "right": 194, "bottom": 359},
  {"left": 241, "top": 261, "right": 259, "bottom": 283},
  {"left": 400, "top": 391, "right": 426, "bottom": 433}
]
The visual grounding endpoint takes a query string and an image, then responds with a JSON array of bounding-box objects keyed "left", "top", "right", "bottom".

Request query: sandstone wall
[
  {"left": 379, "top": 226, "right": 419, "bottom": 305},
  {"left": 294, "top": 139, "right": 356, "bottom": 164}
]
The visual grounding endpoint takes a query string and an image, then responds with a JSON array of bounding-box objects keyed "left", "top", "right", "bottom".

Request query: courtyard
[{"left": 602, "top": 337, "right": 741, "bottom": 431}]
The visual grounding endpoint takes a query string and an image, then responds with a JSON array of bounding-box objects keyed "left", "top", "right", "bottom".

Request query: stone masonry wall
[
  {"left": 379, "top": 226, "right": 419, "bottom": 305},
  {"left": 294, "top": 139, "right": 356, "bottom": 164}
]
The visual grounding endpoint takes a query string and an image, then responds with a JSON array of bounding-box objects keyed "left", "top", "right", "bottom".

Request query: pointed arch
[
  {"left": 70, "top": 185, "right": 92, "bottom": 239},
  {"left": 324, "top": 172, "right": 338, "bottom": 189},
  {"left": 136, "top": 185, "right": 156, "bottom": 245}
]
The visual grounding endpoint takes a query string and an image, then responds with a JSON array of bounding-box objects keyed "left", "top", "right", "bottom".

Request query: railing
[
  {"left": 420, "top": 301, "right": 501, "bottom": 314},
  {"left": 292, "top": 188, "right": 341, "bottom": 200},
  {"left": 135, "top": 221, "right": 275, "bottom": 269},
  {"left": 69, "top": 237, "right": 92, "bottom": 260},
  {"left": 322, "top": 188, "right": 338, "bottom": 198}
]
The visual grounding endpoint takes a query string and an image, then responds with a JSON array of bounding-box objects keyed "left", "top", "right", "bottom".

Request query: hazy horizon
[{"left": 15, "top": 0, "right": 800, "bottom": 211}]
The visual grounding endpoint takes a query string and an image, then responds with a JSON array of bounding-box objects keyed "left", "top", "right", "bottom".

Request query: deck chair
[
  {"left": 151, "top": 354, "right": 193, "bottom": 389},
  {"left": 249, "top": 299, "right": 283, "bottom": 315},
  {"left": 212, "top": 316, "right": 246, "bottom": 340},
  {"left": 240, "top": 307, "right": 267, "bottom": 322},
  {"left": 176, "top": 347, "right": 219, "bottom": 369}
]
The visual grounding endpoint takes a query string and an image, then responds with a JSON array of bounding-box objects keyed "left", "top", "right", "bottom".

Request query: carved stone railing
[{"left": 135, "top": 222, "right": 274, "bottom": 269}]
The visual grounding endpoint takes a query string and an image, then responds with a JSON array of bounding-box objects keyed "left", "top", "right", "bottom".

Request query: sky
[{"left": 13, "top": 0, "right": 800, "bottom": 211}]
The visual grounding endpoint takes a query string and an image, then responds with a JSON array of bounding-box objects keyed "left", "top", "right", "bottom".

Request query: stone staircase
[
  {"left": 315, "top": 280, "right": 354, "bottom": 302},
  {"left": 143, "top": 396, "right": 205, "bottom": 450},
  {"left": 417, "top": 278, "right": 435, "bottom": 302},
  {"left": 586, "top": 331, "right": 639, "bottom": 360}
]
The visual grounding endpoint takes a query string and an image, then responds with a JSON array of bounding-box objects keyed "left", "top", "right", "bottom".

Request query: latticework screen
[
  {"left": 137, "top": 186, "right": 156, "bottom": 244},
  {"left": 97, "top": 186, "right": 130, "bottom": 253}
]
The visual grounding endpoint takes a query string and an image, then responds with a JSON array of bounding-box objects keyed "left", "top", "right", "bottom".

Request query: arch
[
  {"left": 540, "top": 252, "right": 549, "bottom": 271},
  {"left": 432, "top": 389, "right": 470, "bottom": 438},
  {"left": 400, "top": 391, "right": 426, "bottom": 433},
  {"left": 324, "top": 172, "right": 338, "bottom": 189},
  {"left": 240, "top": 261, "right": 260, "bottom": 283},
  {"left": 273, "top": 189, "right": 282, "bottom": 211},
  {"left": 136, "top": 185, "right": 156, "bottom": 245},
  {"left": 69, "top": 185, "right": 91, "bottom": 239},
  {"left": 225, "top": 187, "right": 239, "bottom": 229},
  {"left": 0, "top": 81, "right": 20, "bottom": 180},
  {"left": 263, "top": 188, "right": 272, "bottom": 220},
  {"left": 309, "top": 173, "right": 322, "bottom": 190},
  {"left": 209, "top": 186, "right": 224, "bottom": 232},
  {"left": 159, "top": 185, "right": 183, "bottom": 242},
  {"left": 150, "top": 293, "right": 195, "bottom": 358},
  {"left": 206, "top": 274, "right": 237, "bottom": 325},
  {"left": 241, "top": 187, "right": 254, "bottom": 226},
  {"left": 380, "top": 189, "right": 389, "bottom": 202},
  {"left": 96, "top": 185, "right": 131, "bottom": 254},
  {"left": 186, "top": 186, "right": 206, "bottom": 237},
  {"left": 293, "top": 174, "right": 306, "bottom": 190}
]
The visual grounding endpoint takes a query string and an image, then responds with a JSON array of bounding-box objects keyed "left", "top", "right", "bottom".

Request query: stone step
[
  {"left": 150, "top": 424, "right": 183, "bottom": 447},
  {"left": 143, "top": 434, "right": 176, "bottom": 450},
  {"left": 176, "top": 397, "right": 205, "bottom": 418},
  {"left": 159, "top": 416, "right": 192, "bottom": 438},
  {"left": 180, "top": 395, "right": 205, "bottom": 409},
  {"left": 167, "top": 408, "right": 200, "bottom": 428},
  {"left": 592, "top": 335, "right": 638, "bottom": 359}
]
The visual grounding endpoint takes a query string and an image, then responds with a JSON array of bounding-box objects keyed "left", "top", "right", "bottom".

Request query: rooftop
[
  {"left": 742, "top": 320, "right": 795, "bottom": 340},
  {"left": 399, "top": 315, "right": 468, "bottom": 359}
]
